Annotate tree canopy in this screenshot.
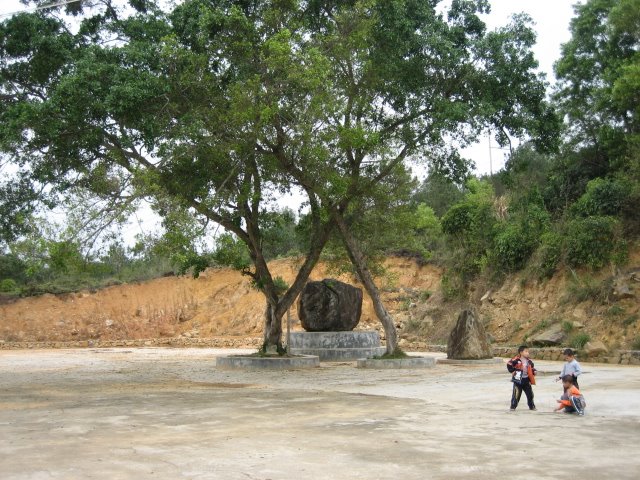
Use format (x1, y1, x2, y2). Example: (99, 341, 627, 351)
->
(0, 0, 557, 351)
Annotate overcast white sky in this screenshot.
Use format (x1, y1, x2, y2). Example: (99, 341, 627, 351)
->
(0, 0, 579, 242)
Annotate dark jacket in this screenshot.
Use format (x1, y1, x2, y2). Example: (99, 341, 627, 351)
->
(507, 355, 537, 385)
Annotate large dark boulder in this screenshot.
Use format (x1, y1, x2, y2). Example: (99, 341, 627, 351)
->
(447, 309, 493, 360)
(298, 279, 362, 332)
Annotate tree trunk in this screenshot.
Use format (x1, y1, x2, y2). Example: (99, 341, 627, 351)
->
(262, 302, 284, 352)
(331, 210, 398, 354)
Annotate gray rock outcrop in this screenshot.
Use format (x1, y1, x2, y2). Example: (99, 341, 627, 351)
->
(584, 340, 608, 356)
(531, 323, 566, 347)
(447, 309, 493, 360)
(298, 279, 362, 332)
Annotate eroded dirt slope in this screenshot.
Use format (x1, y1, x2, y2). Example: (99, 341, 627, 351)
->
(1, 255, 639, 350)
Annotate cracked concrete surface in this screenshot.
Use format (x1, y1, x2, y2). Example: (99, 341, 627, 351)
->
(1, 348, 639, 479)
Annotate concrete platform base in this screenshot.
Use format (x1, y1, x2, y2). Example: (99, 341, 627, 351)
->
(215, 354, 319, 370)
(289, 331, 385, 361)
(437, 357, 504, 365)
(356, 356, 437, 369)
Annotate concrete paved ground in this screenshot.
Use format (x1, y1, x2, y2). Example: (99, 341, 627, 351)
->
(1, 348, 639, 480)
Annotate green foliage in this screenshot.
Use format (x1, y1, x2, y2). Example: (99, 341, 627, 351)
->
(0, 253, 28, 284)
(623, 314, 639, 327)
(606, 305, 626, 317)
(418, 290, 432, 302)
(530, 320, 549, 335)
(570, 333, 591, 350)
(374, 348, 409, 360)
(531, 231, 564, 279)
(570, 177, 632, 218)
(492, 223, 536, 272)
(212, 233, 251, 271)
(259, 209, 303, 260)
(565, 216, 626, 269)
(412, 172, 465, 217)
(561, 321, 575, 334)
(631, 336, 640, 351)
(565, 273, 610, 304)
(0, 278, 17, 293)
(251, 276, 289, 297)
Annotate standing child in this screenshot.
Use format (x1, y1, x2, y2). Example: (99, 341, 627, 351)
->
(554, 375, 586, 415)
(507, 345, 537, 411)
(558, 348, 582, 388)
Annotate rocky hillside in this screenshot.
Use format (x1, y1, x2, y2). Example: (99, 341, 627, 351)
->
(1, 253, 639, 352)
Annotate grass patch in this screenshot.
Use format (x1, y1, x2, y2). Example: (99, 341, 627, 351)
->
(530, 319, 550, 334)
(623, 314, 639, 327)
(561, 321, 575, 334)
(373, 348, 409, 359)
(403, 317, 430, 336)
(564, 272, 610, 304)
(570, 333, 591, 350)
(606, 305, 625, 317)
(418, 290, 432, 301)
(631, 337, 640, 351)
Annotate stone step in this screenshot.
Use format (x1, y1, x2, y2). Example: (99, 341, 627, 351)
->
(289, 346, 386, 361)
(289, 331, 382, 349)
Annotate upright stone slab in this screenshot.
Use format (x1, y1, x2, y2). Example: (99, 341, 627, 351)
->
(289, 331, 385, 361)
(447, 309, 493, 360)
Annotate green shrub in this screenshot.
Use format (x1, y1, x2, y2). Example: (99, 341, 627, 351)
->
(532, 231, 564, 279)
(492, 223, 536, 272)
(441, 271, 465, 301)
(561, 321, 575, 333)
(374, 348, 409, 359)
(212, 233, 251, 270)
(564, 274, 610, 304)
(530, 319, 549, 334)
(632, 337, 640, 351)
(606, 305, 625, 317)
(418, 290, 432, 301)
(623, 314, 639, 327)
(570, 333, 591, 350)
(570, 177, 632, 217)
(565, 216, 625, 269)
(0, 278, 18, 293)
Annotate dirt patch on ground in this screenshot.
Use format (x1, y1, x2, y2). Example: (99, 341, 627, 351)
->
(1, 348, 639, 479)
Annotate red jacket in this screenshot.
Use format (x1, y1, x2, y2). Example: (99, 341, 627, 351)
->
(507, 355, 537, 385)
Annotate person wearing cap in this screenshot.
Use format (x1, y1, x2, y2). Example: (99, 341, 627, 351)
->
(558, 348, 582, 388)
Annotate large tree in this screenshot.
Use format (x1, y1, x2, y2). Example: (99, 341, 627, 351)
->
(0, 0, 334, 350)
(554, 0, 639, 163)
(250, 0, 557, 351)
(1, 0, 556, 353)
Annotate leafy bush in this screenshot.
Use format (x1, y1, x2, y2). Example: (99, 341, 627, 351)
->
(570, 177, 632, 217)
(212, 233, 251, 270)
(0, 278, 17, 293)
(532, 231, 564, 279)
(565, 216, 625, 269)
(570, 333, 591, 350)
(564, 273, 610, 304)
(492, 223, 536, 272)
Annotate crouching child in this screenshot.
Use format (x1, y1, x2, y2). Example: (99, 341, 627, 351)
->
(554, 375, 586, 415)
